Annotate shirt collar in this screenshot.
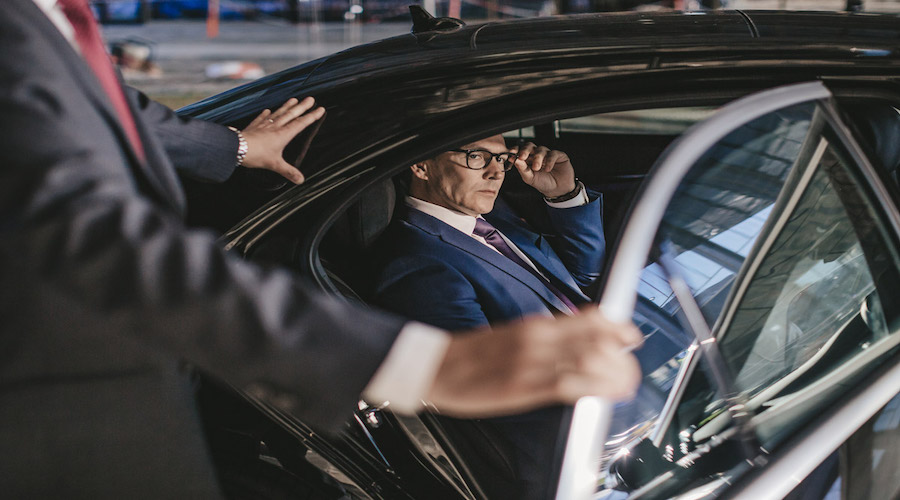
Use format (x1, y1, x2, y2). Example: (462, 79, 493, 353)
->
(31, 0, 77, 48)
(405, 196, 480, 236)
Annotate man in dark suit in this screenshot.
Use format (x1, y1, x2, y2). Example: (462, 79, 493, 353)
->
(373, 135, 605, 329)
(0, 1, 641, 495)
(371, 135, 606, 499)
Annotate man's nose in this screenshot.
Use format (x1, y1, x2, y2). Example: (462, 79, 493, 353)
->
(484, 156, 506, 179)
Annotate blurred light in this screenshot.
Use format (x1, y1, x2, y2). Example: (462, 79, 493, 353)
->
(350, 4, 364, 14)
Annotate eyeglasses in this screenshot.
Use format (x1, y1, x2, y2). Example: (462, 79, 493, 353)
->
(448, 149, 518, 171)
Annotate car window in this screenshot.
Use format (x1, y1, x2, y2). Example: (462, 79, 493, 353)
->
(559, 108, 718, 136)
(502, 107, 717, 140)
(603, 102, 815, 451)
(613, 99, 900, 498)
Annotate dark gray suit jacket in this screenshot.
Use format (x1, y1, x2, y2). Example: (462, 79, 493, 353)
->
(0, 1, 405, 496)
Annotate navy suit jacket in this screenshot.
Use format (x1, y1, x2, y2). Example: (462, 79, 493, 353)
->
(371, 196, 604, 499)
(373, 196, 605, 331)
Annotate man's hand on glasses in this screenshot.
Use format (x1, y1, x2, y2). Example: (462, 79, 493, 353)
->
(510, 142, 577, 199)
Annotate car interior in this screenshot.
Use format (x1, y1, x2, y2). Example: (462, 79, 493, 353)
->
(314, 106, 718, 306)
(290, 106, 715, 497)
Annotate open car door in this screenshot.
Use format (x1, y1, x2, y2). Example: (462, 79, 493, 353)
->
(555, 81, 900, 500)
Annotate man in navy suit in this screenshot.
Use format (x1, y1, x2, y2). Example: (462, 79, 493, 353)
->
(372, 135, 606, 499)
(373, 134, 604, 330)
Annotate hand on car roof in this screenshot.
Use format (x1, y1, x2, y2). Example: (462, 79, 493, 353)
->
(241, 96, 325, 184)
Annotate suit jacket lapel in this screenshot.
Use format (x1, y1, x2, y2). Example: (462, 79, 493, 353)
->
(24, 0, 186, 215)
(488, 215, 590, 303)
(403, 208, 573, 314)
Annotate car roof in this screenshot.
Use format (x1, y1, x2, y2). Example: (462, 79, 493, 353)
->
(179, 10, 900, 245)
(182, 9, 900, 121)
(181, 10, 899, 147)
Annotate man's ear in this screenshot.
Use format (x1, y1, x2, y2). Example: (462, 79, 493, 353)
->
(410, 161, 429, 181)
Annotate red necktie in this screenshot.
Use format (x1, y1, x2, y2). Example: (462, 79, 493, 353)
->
(473, 218, 579, 313)
(57, 0, 146, 161)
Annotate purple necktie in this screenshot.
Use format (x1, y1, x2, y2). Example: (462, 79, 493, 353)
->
(473, 218, 578, 313)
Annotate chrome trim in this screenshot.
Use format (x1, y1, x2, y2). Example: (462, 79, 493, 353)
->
(392, 415, 479, 500)
(650, 343, 699, 447)
(351, 413, 392, 469)
(555, 82, 832, 500)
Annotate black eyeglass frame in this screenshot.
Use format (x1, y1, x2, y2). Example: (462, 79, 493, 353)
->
(448, 149, 518, 171)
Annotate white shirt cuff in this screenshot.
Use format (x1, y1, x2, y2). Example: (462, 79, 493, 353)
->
(545, 184, 590, 209)
(362, 322, 451, 414)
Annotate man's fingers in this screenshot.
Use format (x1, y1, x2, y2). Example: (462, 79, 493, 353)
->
(267, 159, 305, 184)
(516, 142, 535, 161)
(248, 108, 272, 127)
(513, 156, 535, 182)
(530, 146, 550, 171)
(271, 97, 316, 126)
(283, 106, 325, 136)
(555, 355, 641, 402)
(543, 150, 564, 173)
(267, 97, 299, 120)
(578, 309, 643, 348)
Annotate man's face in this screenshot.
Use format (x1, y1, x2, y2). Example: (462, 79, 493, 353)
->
(415, 135, 508, 217)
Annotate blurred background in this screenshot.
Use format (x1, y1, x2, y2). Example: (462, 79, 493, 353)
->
(93, 0, 900, 108)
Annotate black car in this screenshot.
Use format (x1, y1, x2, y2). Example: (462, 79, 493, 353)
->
(175, 9, 900, 499)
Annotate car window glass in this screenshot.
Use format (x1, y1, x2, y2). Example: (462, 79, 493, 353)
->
(559, 107, 717, 135)
(595, 95, 900, 499)
(632, 102, 900, 497)
(604, 103, 816, 451)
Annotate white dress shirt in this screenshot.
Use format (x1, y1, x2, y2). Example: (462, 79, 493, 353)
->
(404, 195, 549, 277)
(32, 0, 77, 47)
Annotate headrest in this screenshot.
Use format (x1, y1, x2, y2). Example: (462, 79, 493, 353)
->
(843, 102, 900, 181)
(331, 177, 397, 250)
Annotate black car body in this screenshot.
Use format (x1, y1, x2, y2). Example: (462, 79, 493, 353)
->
(176, 10, 900, 499)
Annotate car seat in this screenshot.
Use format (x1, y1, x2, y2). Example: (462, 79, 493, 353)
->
(321, 176, 397, 302)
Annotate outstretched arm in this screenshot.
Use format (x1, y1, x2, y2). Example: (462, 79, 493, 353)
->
(427, 309, 642, 417)
(130, 89, 324, 184)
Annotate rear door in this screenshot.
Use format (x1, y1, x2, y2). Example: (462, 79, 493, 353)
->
(555, 81, 900, 500)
